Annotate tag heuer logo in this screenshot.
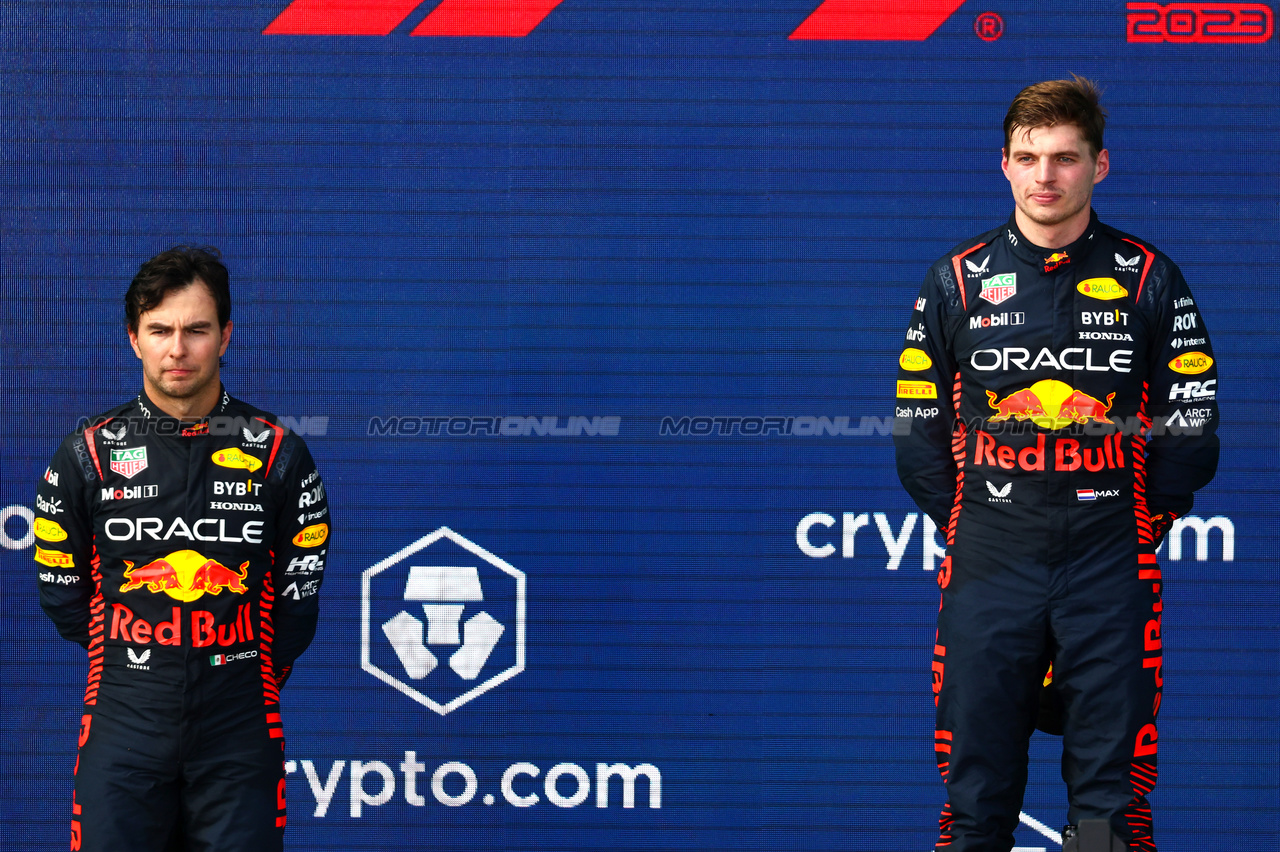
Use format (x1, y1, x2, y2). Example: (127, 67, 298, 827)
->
(109, 447, 148, 479)
(979, 273, 1017, 305)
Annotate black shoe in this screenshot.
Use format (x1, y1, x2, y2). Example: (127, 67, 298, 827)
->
(1062, 820, 1126, 851)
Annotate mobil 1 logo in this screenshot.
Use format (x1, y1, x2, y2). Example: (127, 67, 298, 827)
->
(362, 527, 525, 715)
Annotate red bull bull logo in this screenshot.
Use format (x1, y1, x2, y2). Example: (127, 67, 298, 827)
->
(120, 550, 249, 602)
(1043, 251, 1071, 272)
(986, 379, 1115, 430)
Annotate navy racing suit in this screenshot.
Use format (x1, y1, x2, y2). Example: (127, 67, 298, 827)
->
(893, 211, 1218, 851)
(35, 387, 330, 852)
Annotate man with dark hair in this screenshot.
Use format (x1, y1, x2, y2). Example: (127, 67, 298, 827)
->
(35, 246, 330, 851)
(894, 77, 1218, 851)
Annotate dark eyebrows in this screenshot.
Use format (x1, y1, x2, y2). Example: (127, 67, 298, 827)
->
(144, 319, 214, 333)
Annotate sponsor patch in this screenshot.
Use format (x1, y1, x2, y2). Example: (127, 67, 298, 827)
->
(896, 381, 937, 399)
(110, 447, 149, 479)
(101, 484, 159, 502)
(242, 427, 271, 443)
(969, 311, 1025, 330)
(35, 546, 75, 568)
(34, 518, 68, 542)
(1043, 251, 1071, 272)
(1077, 278, 1128, 301)
(986, 379, 1115, 430)
(210, 649, 259, 666)
(899, 348, 932, 371)
(1169, 380, 1216, 401)
(292, 523, 329, 548)
(979, 273, 1017, 305)
(120, 549, 249, 602)
(211, 448, 262, 473)
(1169, 352, 1212, 375)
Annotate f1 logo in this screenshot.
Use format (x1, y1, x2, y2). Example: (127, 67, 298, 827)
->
(790, 0, 968, 40)
(266, 1, 971, 39)
(264, 0, 566, 36)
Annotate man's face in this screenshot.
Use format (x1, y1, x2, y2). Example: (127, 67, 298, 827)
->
(128, 281, 231, 408)
(1002, 123, 1108, 235)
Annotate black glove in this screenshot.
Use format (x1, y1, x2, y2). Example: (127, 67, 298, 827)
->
(1150, 511, 1179, 550)
(1034, 663, 1064, 736)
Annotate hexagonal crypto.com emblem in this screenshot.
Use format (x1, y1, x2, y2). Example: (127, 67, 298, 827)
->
(362, 527, 525, 714)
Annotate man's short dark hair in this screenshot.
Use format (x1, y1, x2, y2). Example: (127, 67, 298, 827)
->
(1003, 75, 1106, 158)
(125, 246, 231, 332)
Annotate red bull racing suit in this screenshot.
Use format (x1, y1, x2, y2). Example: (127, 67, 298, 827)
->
(35, 387, 329, 852)
(894, 212, 1218, 851)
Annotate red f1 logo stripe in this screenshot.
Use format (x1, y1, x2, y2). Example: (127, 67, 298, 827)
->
(791, 0, 967, 40)
(264, 0, 425, 35)
(264, 0, 565, 36)
(413, 0, 565, 36)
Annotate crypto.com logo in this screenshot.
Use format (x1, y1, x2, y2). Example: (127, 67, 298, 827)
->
(362, 527, 526, 715)
(264, 0, 968, 39)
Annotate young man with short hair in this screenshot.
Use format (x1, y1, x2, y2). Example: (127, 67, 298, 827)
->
(35, 246, 330, 851)
(894, 77, 1219, 851)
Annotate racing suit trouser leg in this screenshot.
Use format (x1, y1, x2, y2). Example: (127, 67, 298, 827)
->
(934, 553, 1048, 851)
(71, 697, 286, 852)
(177, 702, 287, 852)
(1052, 548, 1161, 852)
(73, 707, 181, 852)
